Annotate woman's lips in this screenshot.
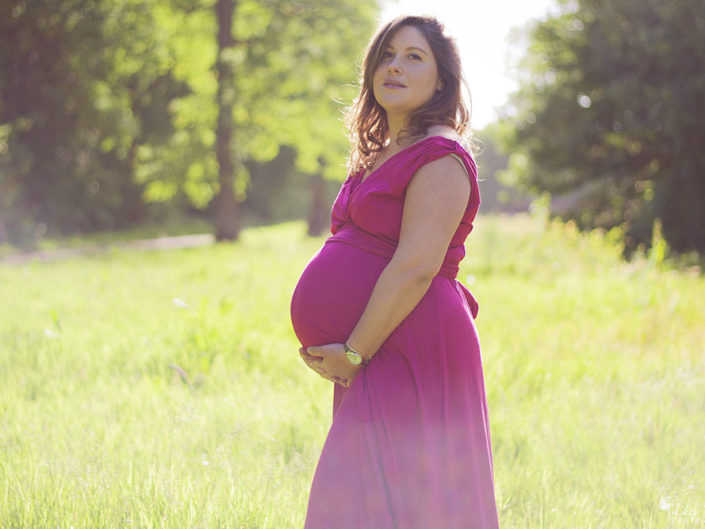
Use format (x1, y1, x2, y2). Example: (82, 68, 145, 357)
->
(384, 82, 405, 89)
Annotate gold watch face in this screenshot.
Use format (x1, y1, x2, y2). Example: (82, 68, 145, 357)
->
(346, 351, 362, 365)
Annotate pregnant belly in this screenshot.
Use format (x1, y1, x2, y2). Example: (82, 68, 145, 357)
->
(290, 239, 389, 347)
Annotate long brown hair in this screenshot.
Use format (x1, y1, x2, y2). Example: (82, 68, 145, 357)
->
(346, 15, 472, 173)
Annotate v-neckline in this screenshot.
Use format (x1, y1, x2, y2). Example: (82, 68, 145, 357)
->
(356, 135, 452, 187)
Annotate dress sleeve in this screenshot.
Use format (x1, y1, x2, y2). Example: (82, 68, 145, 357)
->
(391, 137, 481, 221)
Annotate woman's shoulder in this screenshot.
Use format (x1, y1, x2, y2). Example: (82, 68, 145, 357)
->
(414, 126, 476, 181)
(420, 125, 474, 156)
(416, 125, 473, 161)
(423, 125, 465, 144)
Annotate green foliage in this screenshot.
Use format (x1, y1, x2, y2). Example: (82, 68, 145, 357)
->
(242, 145, 341, 225)
(0, 0, 192, 245)
(132, 0, 379, 224)
(1, 216, 703, 527)
(0, 0, 379, 244)
(502, 0, 705, 254)
(475, 122, 533, 213)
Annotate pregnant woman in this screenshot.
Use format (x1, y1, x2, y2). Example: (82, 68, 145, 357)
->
(290, 15, 500, 529)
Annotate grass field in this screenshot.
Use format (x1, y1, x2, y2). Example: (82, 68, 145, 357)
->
(1, 215, 703, 528)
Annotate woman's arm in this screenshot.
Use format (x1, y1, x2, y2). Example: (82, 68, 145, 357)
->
(304, 154, 471, 385)
(346, 154, 471, 358)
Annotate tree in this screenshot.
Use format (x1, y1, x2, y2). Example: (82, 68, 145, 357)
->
(502, 0, 705, 253)
(0, 0, 379, 244)
(212, 0, 240, 240)
(212, 0, 379, 239)
(147, 0, 379, 240)
(0, 0, 187, 244)
(132, 0, 381, 240)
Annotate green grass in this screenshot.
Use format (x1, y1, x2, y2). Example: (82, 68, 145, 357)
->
(1, 216, 703, 528)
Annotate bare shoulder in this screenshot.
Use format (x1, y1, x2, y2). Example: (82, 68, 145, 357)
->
(424, 124, 464, 144)
(409, 152, 471, 201)
(411, 125, 472, 192)
(414, 154, 470, 185)
(421, 125, 473, 181)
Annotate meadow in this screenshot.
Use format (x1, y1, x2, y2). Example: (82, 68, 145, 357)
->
(1, 215, 703, 528)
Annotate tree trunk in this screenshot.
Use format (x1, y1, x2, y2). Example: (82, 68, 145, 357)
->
(213, 0, 241, 241)
(307, 170, 327, 237)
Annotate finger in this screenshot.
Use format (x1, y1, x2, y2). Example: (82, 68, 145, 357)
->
(301, 351, 321, 362)
(306, 346, 325, 358)
(300, 349, 322, 364)
(310, 365, 330, 381)
(306, 360, 326, 375)
(301, 354, 324, 373)
(299, 352, 314, 366)
(312, 363, 328, 376)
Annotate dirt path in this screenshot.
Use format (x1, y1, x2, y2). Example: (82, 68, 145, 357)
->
(1, 234, 215, 265)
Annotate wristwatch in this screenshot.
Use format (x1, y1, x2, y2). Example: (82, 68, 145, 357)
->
(344, 342, 369, 366)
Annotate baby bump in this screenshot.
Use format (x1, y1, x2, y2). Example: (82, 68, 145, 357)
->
(290, 240, 389, 347)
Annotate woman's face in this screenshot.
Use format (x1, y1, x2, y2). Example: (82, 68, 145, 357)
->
(372, 25, 441, 123)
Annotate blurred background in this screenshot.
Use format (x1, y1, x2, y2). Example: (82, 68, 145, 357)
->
(1, 0, 703, 258)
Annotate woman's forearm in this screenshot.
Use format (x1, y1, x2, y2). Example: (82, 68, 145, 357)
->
(346, 262, 434, 360)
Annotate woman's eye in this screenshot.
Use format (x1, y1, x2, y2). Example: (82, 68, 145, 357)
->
(408, 53, 422, 61)
(382, 51, 394, 59)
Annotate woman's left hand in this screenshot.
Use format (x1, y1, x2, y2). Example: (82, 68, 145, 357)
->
(300, 343, 362, 388)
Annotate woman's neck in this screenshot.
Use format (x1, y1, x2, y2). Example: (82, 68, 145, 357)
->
(386, 114, 409, 151)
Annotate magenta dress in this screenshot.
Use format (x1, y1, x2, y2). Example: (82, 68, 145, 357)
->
(290, 136, 499, 529)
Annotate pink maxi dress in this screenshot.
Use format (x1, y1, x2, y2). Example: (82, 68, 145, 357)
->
(290, 136, 499, 529)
